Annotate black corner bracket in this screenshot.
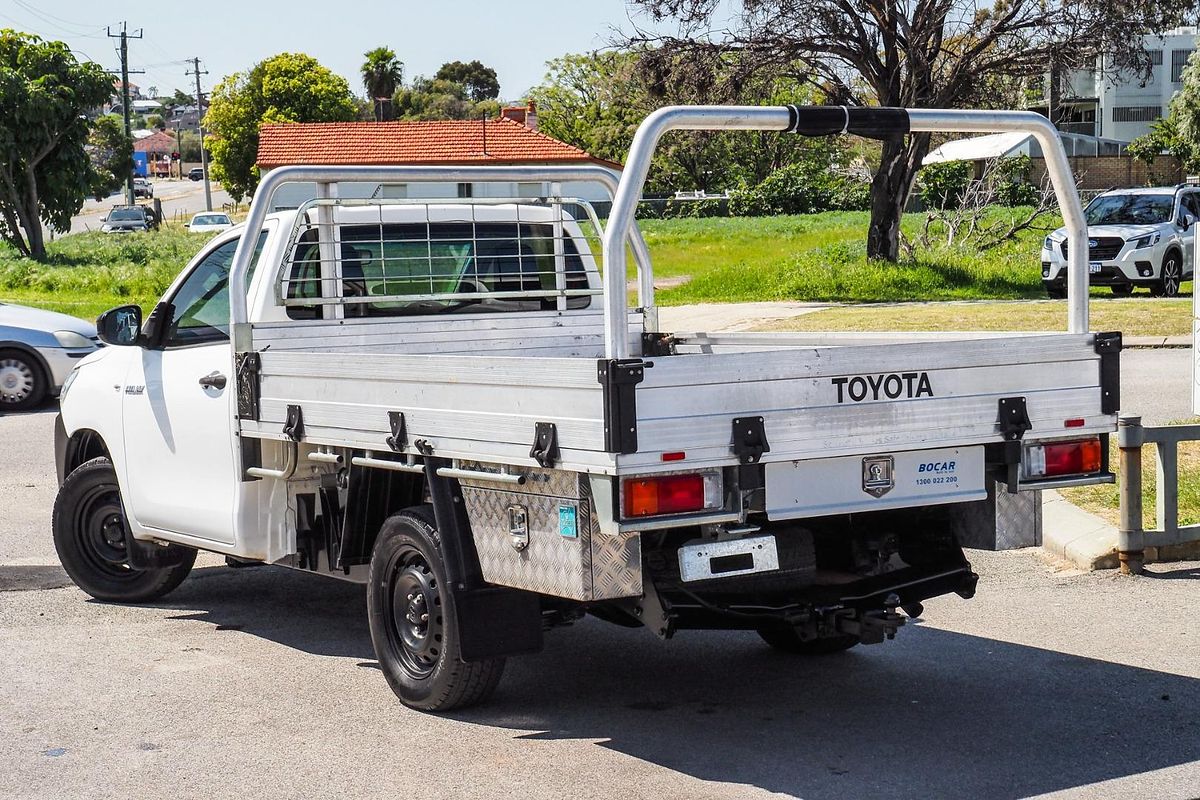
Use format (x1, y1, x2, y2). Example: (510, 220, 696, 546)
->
(1093, 331, 1122, 415)
(598, 359, 646, 454)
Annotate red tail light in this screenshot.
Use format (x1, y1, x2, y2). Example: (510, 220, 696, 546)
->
(622, 471, 721, 518)
(1023, 437, 1102, 479)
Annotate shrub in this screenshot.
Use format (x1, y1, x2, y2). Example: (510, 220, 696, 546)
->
(917, 161, 972, 209)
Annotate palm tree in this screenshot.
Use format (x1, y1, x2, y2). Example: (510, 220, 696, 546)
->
(361, 47, 404, 121)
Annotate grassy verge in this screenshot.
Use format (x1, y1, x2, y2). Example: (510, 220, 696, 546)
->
(0, 226, 213, 319)
(1061, 425, 1200, 529)
(756, 297, 1192, 338)
(641, 209, 1056, 306)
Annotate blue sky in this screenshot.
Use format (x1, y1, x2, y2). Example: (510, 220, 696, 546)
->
(0, 0, 665, 101)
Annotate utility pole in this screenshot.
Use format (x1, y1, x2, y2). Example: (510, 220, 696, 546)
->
(107, 22, 144, 206)
(187, 57, 213, 212)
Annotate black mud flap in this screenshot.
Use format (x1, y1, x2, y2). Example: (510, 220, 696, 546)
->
(124, 536, 193, 570)
(454, 586, 544, 661)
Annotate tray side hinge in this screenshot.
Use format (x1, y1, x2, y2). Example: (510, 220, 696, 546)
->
(997, 396, 1031, 441)
(529, 421, 560, 468)
(385, 411, 407, 452)
(1093, 331, 1122, 415)
(283, 404, 305, 442)
(731, 416, 770, 463)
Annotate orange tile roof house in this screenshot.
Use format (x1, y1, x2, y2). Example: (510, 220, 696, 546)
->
(257, 117, 621, 170)
(255, 104, 622, 208)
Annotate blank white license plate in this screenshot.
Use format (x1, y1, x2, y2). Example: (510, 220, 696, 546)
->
(1089, 261, 1102, 274)
(765, 446, 987, 520)
(678, 535, 780, 582)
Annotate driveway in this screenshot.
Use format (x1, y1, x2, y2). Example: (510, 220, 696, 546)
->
(1, 401, 1198, 799)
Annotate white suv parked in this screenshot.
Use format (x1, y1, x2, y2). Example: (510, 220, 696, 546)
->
(1041, 186, 1198, 297)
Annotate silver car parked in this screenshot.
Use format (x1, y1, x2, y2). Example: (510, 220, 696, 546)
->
(0, 303, 100, 411)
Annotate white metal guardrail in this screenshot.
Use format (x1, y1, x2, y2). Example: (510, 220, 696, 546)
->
(1116, 415, 1200, 574)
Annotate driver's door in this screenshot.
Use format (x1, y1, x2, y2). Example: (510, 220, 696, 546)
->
(121, 233, 264, 544)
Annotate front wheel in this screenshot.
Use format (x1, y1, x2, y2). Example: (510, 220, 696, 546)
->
(367, 506, 504, 711)
(757, 625, 860, 655)
(1045, 286, 1067, 300)
(1151, 252, 1183, 297)
(1110, 284, 1134, 296)
(52, 457, 196, 602)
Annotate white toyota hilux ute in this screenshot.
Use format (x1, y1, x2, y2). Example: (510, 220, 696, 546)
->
(1041, 185, 1200, 298)
(54, 105, 1122, 712)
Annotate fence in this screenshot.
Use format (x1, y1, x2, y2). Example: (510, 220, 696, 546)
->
(1116, 415, 1200, 574)
(1028, 156, 1184, 191)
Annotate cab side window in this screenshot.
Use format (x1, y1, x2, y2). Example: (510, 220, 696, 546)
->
(163, 232, 266, 347)
(1183, 193, 1200, 221)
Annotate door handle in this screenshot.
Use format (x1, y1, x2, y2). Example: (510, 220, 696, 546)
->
(198, 372, 227, 390)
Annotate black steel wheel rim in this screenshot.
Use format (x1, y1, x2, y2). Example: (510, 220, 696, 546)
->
(73, 482, 137, 580)
(385, 545, 444, 679)
(1164, 258, 1181, 296)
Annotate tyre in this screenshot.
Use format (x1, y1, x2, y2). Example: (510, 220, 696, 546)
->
(1151, 251, 1183, 297)
(53, 457, 196, 602)
(1110, 284, 1134, 296)
(1045, 286, 1066, 300)
(756, 625, 860, 655)
(367, 506, 504, 711)
(0, 348, 47, 411)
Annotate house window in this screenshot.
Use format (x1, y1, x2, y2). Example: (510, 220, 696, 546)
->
(1149, 50, 1164, 66)
(517, 182, 544, 198)
(376, 184, 408, 199)
(1172, 49, 1193, 82)
(456, 183, 473, 198)
(1112, 106, 1161, 123)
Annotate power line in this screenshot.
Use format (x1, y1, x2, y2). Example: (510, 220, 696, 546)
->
(12, 0, 106, 38)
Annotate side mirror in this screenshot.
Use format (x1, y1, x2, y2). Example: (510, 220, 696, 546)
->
(96, 305, 143, 346)
(1184, 212, 1197, 231)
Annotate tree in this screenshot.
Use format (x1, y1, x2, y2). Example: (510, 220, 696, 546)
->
(393, 76, 501, 121)
(0, 30, 115, 259)
(629, 0, 1194, 261)
(361, 46, 404, 121)
(86, 115, 133, 201)
(434, 60, 500, 103)
(205, 52, 358, 200)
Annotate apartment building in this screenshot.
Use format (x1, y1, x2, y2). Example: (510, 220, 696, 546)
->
(1032, 28, 1198, 142)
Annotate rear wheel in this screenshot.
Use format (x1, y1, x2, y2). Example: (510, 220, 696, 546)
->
(757, 625, 860, 655)
(367, 506, 504, 711)
(0, 348, 47, 411)
(1151, 251, 1182, 297)
(52, 457, 196, 602)
(1045, 286, 1066, 300)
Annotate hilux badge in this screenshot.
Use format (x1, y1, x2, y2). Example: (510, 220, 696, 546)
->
(862, 455, 895, 497)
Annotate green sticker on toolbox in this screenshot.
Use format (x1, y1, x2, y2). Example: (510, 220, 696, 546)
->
(558, 504, 578, 538)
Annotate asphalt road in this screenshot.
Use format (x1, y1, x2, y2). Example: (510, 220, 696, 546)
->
(64, 178, 234, 234)
(2, 353, 1198, 800)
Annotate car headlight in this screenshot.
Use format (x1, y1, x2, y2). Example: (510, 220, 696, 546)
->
(1043, 236, 1059, 251)
(1130, 232, 1160, 250)
(59, 367, 79, 401)
(101, 224, 112, 232)
(53, 330, 94, 349)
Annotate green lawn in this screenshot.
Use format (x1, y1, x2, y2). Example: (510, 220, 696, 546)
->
(2, 208, 1062, 321)
(639, 210, 1055, 305)
(0, 227, 214, 319)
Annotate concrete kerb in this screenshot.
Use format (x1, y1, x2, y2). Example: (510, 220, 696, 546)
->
(1041, 491, 1121, 571)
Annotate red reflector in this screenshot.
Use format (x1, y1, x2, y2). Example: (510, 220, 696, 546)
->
(1064, 418, 1086, 428)
(624, 474, 705, 518)
(661, 451, 686, 462)
(1042, 438, 1102, 477)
